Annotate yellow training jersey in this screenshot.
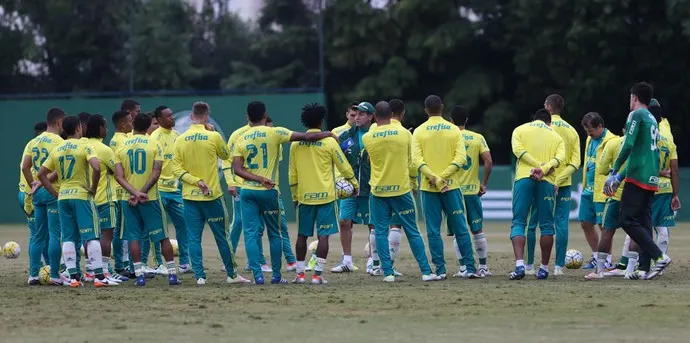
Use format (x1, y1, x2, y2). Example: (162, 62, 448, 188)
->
(173, 124, 229, 201)
(150, 127, 181, 192)
(24, 132, 64, 189)
(659, 118, 673, 145)
(19, 141, 34, 193)
(332, 122, 352, 137)
(88, 138, 117, 205)
(115, 134, 163, 201)
(109, 132, 130, 201)
(656, 134, 677, 195)
(43, 138, 98, 200)
(221, 124, 252, 188)
(596, 136, 626, 201)
(457, 129, 489, 195)
(411, 116, 466, 193)
(511, 120, 565, 185)
(369, 118, 402, 132)
(289, 129, 357, 205)
(363, 123, 415, 197)
(233, 126, 293, 191)
(550, 115, 581, 187)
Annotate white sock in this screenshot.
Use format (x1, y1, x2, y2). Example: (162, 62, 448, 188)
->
(62, 242, 78, 275)
(369, 231, 379, 262)
(621, 236, 631, 259)
(296, 261, 305, 274)
(525, 264, 534, 270)
(122, 240, 130, 263)
(86, 240, 104, 277)
(343, 255, 352, 265)
(474, 233, 488, 268)
(516, 259, 525, 268)
(592, 251, 598, 261)
(606, 254, 612, 265)
(388, 228, 401, 262)
(655, 227, 669, 254)
(539, 264, 549, 273)
(625, 251, 639, 274)
(134, 262, 143, 277)
(102, 256, 111, 274)
(453, 238, 462, 260)
(596, 252, 607, 274)
(166, 260, 177, 275)
(315, 258, 326, 274)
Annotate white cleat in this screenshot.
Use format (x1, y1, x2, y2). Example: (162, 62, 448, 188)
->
(227, 275, 251, 284)
(393, 269, 403, 276)
(197, 278, 207, 285)
(525, 267, 536, 276)
(624, 270, 645, 280)
(370, 267, 383, 276)
(179, 265, 192, 274)
(293, 275, 306, 284)
(331, 263, 355, 273)
(603, 268, 625, 277)
(645, 254, 671, 280)
(286, 263, 297, 272)
(260, 264, 272, 273)
(584, 272, 604, 280)
(106, 276, 122, 284)
(154, 265, 169, 275)
(438, 273, 447, 280)
(478, 268, 493, 277)
(311, 276, 328, 284)
(383, 275, 395, 283)
(94, 278, 119, 287)
(422, 273, 442, 281)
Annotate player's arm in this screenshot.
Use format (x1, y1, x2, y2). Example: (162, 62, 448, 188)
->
(439, 132, 467, 179)
(612, 112, 641, 172)
(410, 132, 438, 180)
(541, 136, 564, 174)
(233, 155, 274, 189)
(21, 153, 35, 186)
(114, 163, 146, 201)
(511, 128, 541, 168)
(596, 141, 615, 176)
(288, 143, 299, 202)
(479, 135, 493, 193)
(87, 156, 101, 196)
(141, 161, 162, 194)
(37, 156, 58, 198)
(290, 130, 337, 142)
(557, 130, 581, 183)
(331, 142, 358, 190)
(171, 141, 202, 186)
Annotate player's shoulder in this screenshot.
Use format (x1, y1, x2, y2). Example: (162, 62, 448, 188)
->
(271, 126, 292, 136)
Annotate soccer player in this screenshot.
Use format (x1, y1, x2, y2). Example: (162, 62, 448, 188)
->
(232, 101, 336, 284)
(412, 96, 475, 279)
(22, 108, 65, 285)
(289, 103, 358, 284)
(150, 106, 191, 274)
(109, 110, 134, 278)
(364, 101, 438, 282)
(331, 102, 374, 273)
(449, 105, 494, 277)
(509, 109, 565, 280)
(121, 99, 141, 115)
(579, 112, 617, 269)
(37, 116, 117, 287)
(172, 102, 248, 285)
(83, 115, 128, 282)
(78, 112, 91, 133)
(147, 112, 160, 135)
(114, 113, 181, 286)
(332, 102, 359, 136)
(604, 82, 671, 280)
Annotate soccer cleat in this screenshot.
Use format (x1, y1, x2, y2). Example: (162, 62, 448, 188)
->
(95, 278, 119, 287)
(168, 274, 182, 285)
(331, 263, 355, 273)
(370, 267, 383, 276)
(509, 266, 526, 280)
(154, 265, 169, 275)
(536, 268, 549, 280)
(422, 273, 442, 281)
(227, 275, 251, 284)
(105, 275, 123, 284)
(178, 265, 192, 274)
(143, 266, 156, 278)
(584, 272, 604, 280)
(286, 262, 297, 272)
(366, 257, 374, 274)
(438, 273, 448, 280)
(135, 275, 146, 286)
(383, 275, 395, 283)
(603, 268, 625, 277)
(116, 269, 135, 279)
(311, 275, 328, 284)
(293, 274, 306, 284)
(254, 277, 265, 285)
(553, 266, 564, 276)
(582, 258, 597, 270)
(196, 278, 207, 285)
(28, 278, 40, 286)
(261, 264, 272, 273)
(271, 277, 288, 284)
(624, 270, 645, 280)
(603, 260, 614, 270)
(82, 272, 95, 283)
(478, 268, 493, 277)
(466, 272, 482, 279)
(645, 254, 671, 280)
(393, 269, 403, 277)
(110, 273, 129, 282)
(525, 266, 536, 275)
(70, 279, 84, 288)
(306, 256, 317, 271)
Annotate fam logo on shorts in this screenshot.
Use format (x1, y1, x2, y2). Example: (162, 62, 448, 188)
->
(173, 110, 227, 178)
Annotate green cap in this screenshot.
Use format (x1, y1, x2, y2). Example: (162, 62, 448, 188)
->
(650, 98, 661, 107)
(356, 102, 375, 114)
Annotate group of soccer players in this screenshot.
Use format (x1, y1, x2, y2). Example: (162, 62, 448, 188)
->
(509, 82, 678, 280)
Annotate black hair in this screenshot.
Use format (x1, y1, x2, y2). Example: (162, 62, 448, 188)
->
(46, 107, 66, 125)
(132, 113, 152, 132)
(301, 103, 326, 129)
(266, 116, 273, 123)
(374, 101, 392, 119)
(545, 94, 564, 113)
(247, 101, 266, 123)
(649, 102, 663, 122)
(581, 112, 604, 128)
(153, 105, 169, 118)
(534, 109, 551, 124)
(85, 114, 106, 139)
(62, 116, 80, 136)
(450, 105, 468, 125)
(120, 99, 140, 113)
(424, 95, 443, 114)
(389, 99, 404, 115)
(34, 122, 47, 133)
(77, 112, 91, 125)
(112, 110, 129, 125)
(630, 82, 653, 106)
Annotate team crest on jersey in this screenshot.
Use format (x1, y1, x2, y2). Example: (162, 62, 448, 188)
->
(341, 137, 355, 152)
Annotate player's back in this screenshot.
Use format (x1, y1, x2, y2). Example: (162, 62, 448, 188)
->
(109, 132, 130, 200)
(656, 133, 676, 195)
(175, 124, 228, 200)
(290, 134, 341, 204)
(413, 117, 463, 189)
(48, 138, 96, 200)
(88, 138, 116, 205)
(28, 132, 64, 184)
(150, 127, 180, 191)
(363, 123, 411, 197)
(659, 118, 673, 145)
(550, 115, 580, 185)
(512, 121, 564, 184)
(234, 126, 292, 191)
(457, 129, 488, 195)
(117, 134, 162, 200)
(624, 108, 660, 189)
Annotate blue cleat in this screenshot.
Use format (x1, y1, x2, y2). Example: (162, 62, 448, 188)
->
(254, 277, 265, 285)
(537, 268, 549, 280)
(582, 258, 597, 270)
(169, 274, 181, 285)
(271, 277, 288, 284)
(509, 266, 525, 280)
(135, 275, 146, 286)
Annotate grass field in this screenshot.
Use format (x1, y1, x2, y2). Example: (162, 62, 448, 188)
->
(1, 222, 690, 343)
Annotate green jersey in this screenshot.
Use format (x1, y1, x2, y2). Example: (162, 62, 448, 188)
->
(612, 108, 660, 191)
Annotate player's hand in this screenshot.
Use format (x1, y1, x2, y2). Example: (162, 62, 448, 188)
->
(29, 181, 42, 195)
(128, 194, 139, 206)
(671, 195, 681, 211)
(205, 123, 215, 131)
(603, 171, 621, 196)
(227, 186, 238, 197)
(544, 167, 555, 176)
(659, 169, 671, 178)
(89, 186, 98, 196)
(479, 184, 487, 197)
(530, 168, 544, 181)
(198, 180, 210, 195)
(352, 187, 359, 198)
(259, 178, 276, 190)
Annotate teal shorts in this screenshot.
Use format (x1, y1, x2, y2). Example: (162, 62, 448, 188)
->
(97, 202, 117, 230)
(297, 201, 339, 237)
(122, 199, 167, 242)
(602, 199, 621, 231)
(58, 199, 100, 243)
(579, 194, 604, 224)
(338, 196, 370, 224)
(510, 178, 556, 238)
(463, 194, 483, 233)
(652, 193, 676, 227)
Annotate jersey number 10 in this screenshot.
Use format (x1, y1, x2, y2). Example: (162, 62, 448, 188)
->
(127, 149, 147, 175)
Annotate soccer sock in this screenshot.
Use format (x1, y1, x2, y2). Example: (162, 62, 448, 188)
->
(625, 252, 639, 274)
(596, 252, 607, 274)
(655, 227, 669, 254)
(369, 231, 379, 265)
(315, 258, 326, 276)
(606, 254, 612, 265)
(122, 240, 130, 263)
(539, 264, 549, 273)
(62, 242, 78, 277)
(296, 261, 305, 274)
(453, 239, 463, 264)
(516, 259, 524, 268)
(474, 233, 488, 268)
(620, 235, 631, 266)
(87, 240, 104, 279)
(166, 260, 176, 275)
(592, 251, 598, 262)
(388, 228, 401, 262)
(343, 255, 352, 265)
(134, 262, 143, 277)
(102, 256, 111, 275)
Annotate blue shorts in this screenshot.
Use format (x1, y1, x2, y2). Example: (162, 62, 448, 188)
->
(652, 194, 675, 227)
(122, 199, 167, 242)
(297, 201, 339, 237)
(602, 199, 621, 231)
(58, 199, 100, 243)
(338, 196, 370, 224)
(463, 194, 483, 233)
(97, 202, 117, 230)
(510, 178, 556, 238)
(579, 194, 604, 224)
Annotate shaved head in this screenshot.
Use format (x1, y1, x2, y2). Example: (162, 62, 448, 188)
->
(375, 101, 392, 119)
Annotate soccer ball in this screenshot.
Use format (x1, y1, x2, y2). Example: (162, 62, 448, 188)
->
(39, 266, 51, 285)
(170, 239, 179, 257)
(308, 240, 318, 255)
(335, 178, 355, 199)
(364, 242, 371, 258)
(565, 249, 584, 269)
(3, 241, 21, 259)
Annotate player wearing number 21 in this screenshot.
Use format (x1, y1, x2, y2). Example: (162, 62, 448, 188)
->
(114, 113, 180, 286)
(232, 101, 338, 285)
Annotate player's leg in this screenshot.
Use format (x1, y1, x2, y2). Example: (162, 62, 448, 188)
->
(369, 195, 395, 279)
(464, 194, 489, 276)
(161, 191, 191, 272)
(229, 188, 244, 253)
(553, 186, 571, 275)
(111, 201, 127, 276)
(535, 181, 556, 279)
(97, 202, 123, 281)
(509, 179, 535, 280)
(141, 199, 181, 285)
(278, 198, 296, 268)
(208, 198, 247, 283)
(421, 190, 446, 276)
(241, 190, 266, 283)
(312, 201, 339, 284)
(590, 199, 620, 279)
(259, 190, 285, 283)
(525, 205, 537, 273)
(594, 201, 612, 268)
(28, 200, 48, 284)
(75, 199, 116, 287)
(182, 200, 207, 282)
(392, 192, 435, 280)
(443, 190, 476, 277)
(58, 200, 81, 286)
(294, 203, 314, 283)
(652, 193, 673, 254)
(578, 194, 599, 269)
(332, 196, 357, 272)
(122, 203, 145, 284)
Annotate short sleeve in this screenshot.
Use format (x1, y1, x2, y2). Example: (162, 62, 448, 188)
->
(84, 143, 98, 161)
(478, 134, 490, 153)
(233, 138, 246, 158)
(273, 127, 293, 144)
(23, 141, 34, 157)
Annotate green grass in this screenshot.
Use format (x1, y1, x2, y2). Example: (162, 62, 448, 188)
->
(1, 222, 690, 343)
